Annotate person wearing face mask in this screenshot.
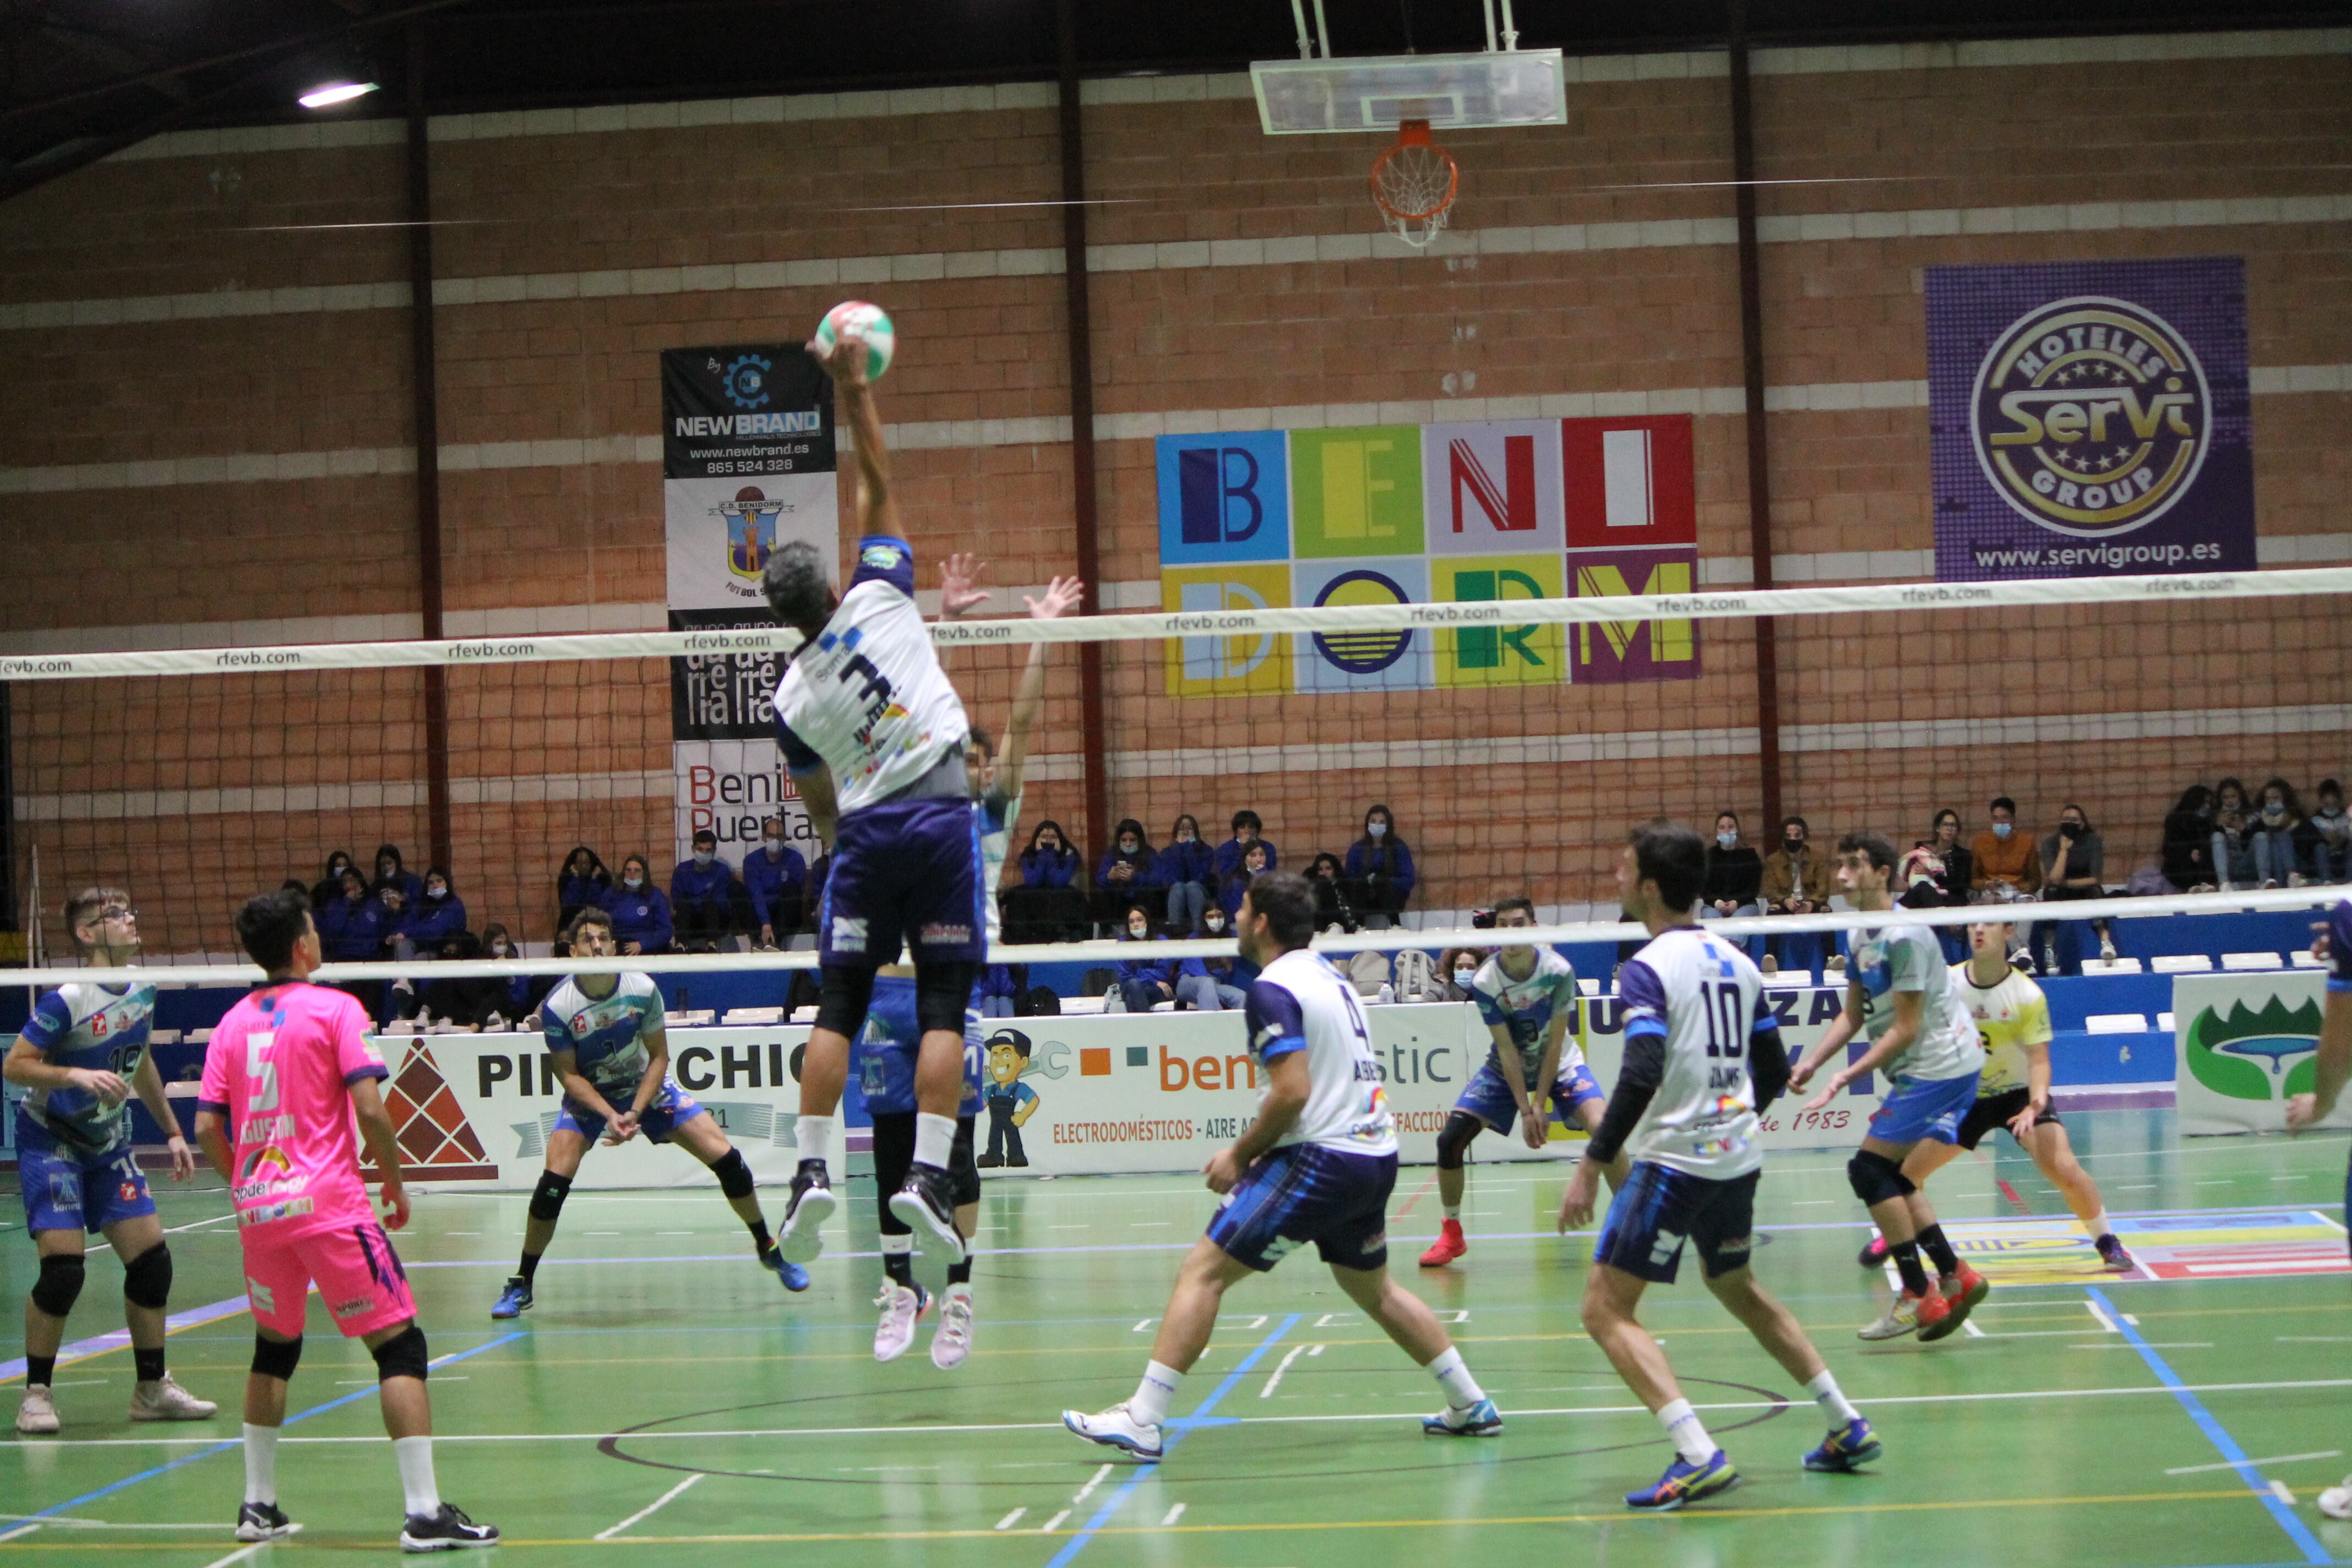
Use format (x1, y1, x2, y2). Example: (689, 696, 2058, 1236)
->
(1110, 906, 1192, 1014)
(1968, 797, 2040, 970)
(2036, 805, 2114, 974)
(742, 818, 809, 951)
(1197, 906, 1257, 994)
(1701, 813, 1765, 959)
(1003, 821, 1087, 945)
(1758, 816, 1834, 977)
(671, 829, 745, 954)
(2160, 785, 2217, 893)
(600, 853, 674, 956)
(478, 924, 547, 1025)
(2304, 780, 2350, 884)
(1214, 810, 1279, 880)
(1342, 805, 1415, 930)
(371, 843, 424, 909)
(317, 867, 387, 1019)
(1095, 818, 1161, 933)
(404, 867, 467, 953)
(1219, 841, 1271, 921)
(2207, 777, 2258, 892)
(1156, 814, 1215, 934)
(556, 846, 612, 938)
(2248, 777, 2306, 889)
(311, 850, 356, 911)
(1434, 945, 1489, 1003)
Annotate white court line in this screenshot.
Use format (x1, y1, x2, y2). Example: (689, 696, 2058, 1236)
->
(2271, 1479, 2298, 1505)
(197, 1535, 297, 1568)
(0, 1526, 37, 1544)
(2069, 1342, 2214, 1351)
(1961, 1320, 1986, 1338)
(1161, 1503, 1186, 1526)
(1260, 1344, 1310, 1398)
(2083, 1298, 2120, 1334)
(1131, 1320, 1153, 1333)
(2167, 1449, 2342, 1476)
(1071, 1464, 1112, 1505)
(993, 1508, 1026, 1531)
(1309, 1344, 1324, 1357)
(1037, 1509, 1070, 1532)
(595, 1473, 704, 1540)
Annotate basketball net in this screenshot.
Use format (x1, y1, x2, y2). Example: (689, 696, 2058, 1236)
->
(1370, 119, 1458, 249)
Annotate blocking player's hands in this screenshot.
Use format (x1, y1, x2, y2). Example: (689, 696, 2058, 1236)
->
(1203, 1146, 1247, 1195)
(1027, 574, 1084, 621)
(379, 1177, 411, 1232)
(1519, 1101, 1548, 1151)
(604, 1109, 642, 1146)
(66, 1065, 132, 1104)
(1556, 1158, 1602, 1232)
(939, 552, 991, 618)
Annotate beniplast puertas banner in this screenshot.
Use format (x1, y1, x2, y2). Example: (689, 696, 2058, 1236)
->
(1926, 255, 2255, 581)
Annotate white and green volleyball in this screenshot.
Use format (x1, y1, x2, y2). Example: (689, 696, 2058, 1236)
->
(813, 301, 895, 380)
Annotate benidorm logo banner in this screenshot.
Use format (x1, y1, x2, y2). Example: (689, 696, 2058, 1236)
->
(1926, 256, 2254, 581)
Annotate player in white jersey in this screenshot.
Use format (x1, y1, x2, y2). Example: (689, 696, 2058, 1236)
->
(763, 335, 986, 1268)
(1421, 896, 1620, 1268)
(1064, 873, 1501, 1460)
(488, 907, 803, 1318)
(1792, 834, 1989, 1343)
(1854, 921, 2131, 1276)
(1560, 824, 1876, 1510)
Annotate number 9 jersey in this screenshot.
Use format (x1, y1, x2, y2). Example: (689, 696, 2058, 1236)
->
(1614, 928, 1774, 1179)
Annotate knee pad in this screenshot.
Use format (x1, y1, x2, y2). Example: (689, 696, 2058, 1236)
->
(371, 1324, 429, 1383)
(121, 1242, 172, 1310)
(710, 1147, 756, 1201)
(529, 1169, 573, 1224)
(251, 1334, 304, 1381)
(815, 963, 880, 1041)
(1434, 1113, 1481, 1171)
(914, 962, 979, 1035)
(30, 1253, 85, 1319)
(1847, 1150, 1914, 1207)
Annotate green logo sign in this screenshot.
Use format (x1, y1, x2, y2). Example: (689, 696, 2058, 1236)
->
(2183, 995, 2324, 1101)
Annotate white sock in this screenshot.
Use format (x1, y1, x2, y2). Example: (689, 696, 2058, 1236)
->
(2088, 1208, 2113, 1239)
(1427, 1346, 1484, 1409)
(392, 1434, 439, 1519)
(1442, 1204, 1461, 1222)
(795, 1115, 834, 1179)
(1658, 1397, 1714, 1464)
(1806, 1369, 1860, 1427)
(913, 1112, 956, 1170)
(1131, 1360, 1183, 1427)
(242, 1423, 279, 1505)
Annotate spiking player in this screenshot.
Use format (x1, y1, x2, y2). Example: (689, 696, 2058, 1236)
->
(2286, 895, 2352, 1519)
(1065, 873, 1501, 1458)
(1560, 823, 1876, 1510)
(864, 562, 1081, 1367)
(195, 890, 496, 1551)
(1853, 920, 2132, 1276)
(8, 886, 215, 1434)
(1420, 895, 1621, 1268)
(1790, 834, 1988, 1343)
(764, 332, 985, 1269)
(489, 907, 804, 1317)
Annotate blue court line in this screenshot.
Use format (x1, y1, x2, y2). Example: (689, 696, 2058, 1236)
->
(2, 1293, 254, 1385)
(12, 1332, 525, 1527)
(2087, 1285, 2331, 1565)
(1043, 1313, 1300, 1568)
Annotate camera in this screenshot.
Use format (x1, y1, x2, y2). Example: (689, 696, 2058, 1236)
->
(1469, 907, 1496, 929)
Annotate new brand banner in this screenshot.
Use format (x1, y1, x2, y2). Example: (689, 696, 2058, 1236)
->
(1155, 416, 1700, 696)
(660, 345, 838, 867)
(1926, 256, 2255, 581)
(2172, 971, 2348, 1136)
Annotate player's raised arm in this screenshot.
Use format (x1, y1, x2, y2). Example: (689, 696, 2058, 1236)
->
(815, 335, 898, 538)
(998, 574, 1083, 801)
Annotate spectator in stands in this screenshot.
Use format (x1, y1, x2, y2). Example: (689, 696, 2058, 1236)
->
(2209, 777, 2258, 891)
(1904, 809, 1974, 961)
(602, 852, 673, 956)
(1434, 945, 1488, 1003)
(2251, 777, 2305, 888)
(310, 850, 355, 909)
(2037, 803, 2115, 973)
(422, 931, 502, 1031)
(2304, 780, 2350, 883)
(1020, 820, 1081, 889)
(1969, 797, 2041, 900)
(741, 818, 807, 950)
(1194, 904, 1248, 999)
(557, 845, 611, 935)
(480, 923, 545, 1025)
(1003, 821, 1086, 943)
(1214, 809, 1277, 879)
(406, 866, 468, 952)
(1758, 814, 1833, 975)
(1308, 852, 1357, 931)
(1702, 812, 1765, 958)
(1156, 813, 1214, 934)
(1219, 840, 1269, 920)
(2161, 785, 2217, 892)
(372, 843, 424, 906)
(317, 867, 384, 1018)
(976, 963, 1020, 1018)
(1342, 803, 1414, 928)
(1112, 906, 1182, 1014)
(1095, 818, 1159, 930)
(670, 829, 744, 952)
(374, 879, 416, 960)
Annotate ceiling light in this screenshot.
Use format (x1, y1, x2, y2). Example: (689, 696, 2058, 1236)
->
(298, 81, 379, 110)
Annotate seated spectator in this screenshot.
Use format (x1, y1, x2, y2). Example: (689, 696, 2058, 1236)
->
(1758, 815, 1833, 975)
(1213, 810, 1277, 880)
(1002, 821, 1087, 944)
(2160, 785, 2215, 892)
(1111, 906, 1187, 1014)
(2304, 780, 2350, 883)
(2209, 777, 2257, 890)
(1094, 818, 1159, 931)
(1901, 809, 1974, 961)
(1156, 813, 1214, 934)
(2251, 777, 2304, 888)
(1193, 904, 1252, 1001)
(976, 963, 1020, 1018)
(317, 867, 384, 1016)
(405, 866, 468, 951)
(2037, 803, 2114, 974)
(602, 853, 673, 956)
(422, 931, 503, 1031)
(1020, 821, 1081, 889)
(372, 843, 424, 907)
(557, 845, 611, 935)
(1308, 852, 1357, 930)
(374, 879, 416, 960)
(310, 850, 356, 910)
(670, 829, 748, 952)
(1434, 945, 1489, 1003)
(1703, 809, 1764, 922)
(480, 923, 548, 1025)
(1218, 840, 1270, 920)
(742, 818, 808, 949)
(1341, 804, 1414, 928)
(1969, 797, 2041, 902)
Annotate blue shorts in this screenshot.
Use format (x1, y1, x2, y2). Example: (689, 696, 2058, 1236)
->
(1455, 1059, 1604, 1136)
(853, 976, 985, 1117)
(1872, 1072, 1981, 1146)
(17, 1123, 154, 1235)
(819, 795, 985, 967)
(554, 1077, 706, 1146)
(1593, 1162, 1758, 1284)
(1206, 1144, 1397, 1273)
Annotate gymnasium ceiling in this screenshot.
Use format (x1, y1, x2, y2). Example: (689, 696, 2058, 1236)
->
(6, 0, 2350, 199)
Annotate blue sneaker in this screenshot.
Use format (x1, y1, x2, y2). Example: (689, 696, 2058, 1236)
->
(763, 1248, 811, 1293)
(1804, 1417, 1881, 1472)
(1422, 1397, 1504, 1436)
(490, 1276, 532, 1320)
(1626, 1450, 1740, 1511)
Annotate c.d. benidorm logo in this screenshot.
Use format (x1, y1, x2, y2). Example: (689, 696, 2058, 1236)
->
(2183, 995, 2323, 1102)
(1970, 295, 2209, 537)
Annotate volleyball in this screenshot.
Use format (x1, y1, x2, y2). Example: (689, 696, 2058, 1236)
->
(812, 300, 895, 380)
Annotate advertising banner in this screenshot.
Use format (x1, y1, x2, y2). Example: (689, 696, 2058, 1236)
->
(1926, 255, 2255, 580)
(2173, 971, 2348, 1136)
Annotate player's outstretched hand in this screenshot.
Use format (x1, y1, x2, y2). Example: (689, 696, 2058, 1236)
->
(939, 552, 991, 618)
(68, 1066, 131, 1105)
(380, 1179, 412, 1232)
(2286, 1092, 2324, 1134)
(166, 1134, 198, 1182)
(1800, 1072, 1845, 1114)
(809, 333, 867, 390)
(1026, 574, 1084, 621)
(1203, 1147, 1245, 1195)
(1556, 1159, 1600, 1232)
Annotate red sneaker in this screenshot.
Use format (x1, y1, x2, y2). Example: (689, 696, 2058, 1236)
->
(1930, 1262, 1989, 1336)
(1419, 1218, 1467, 1268)
(1913, 1282, 1962, 1342)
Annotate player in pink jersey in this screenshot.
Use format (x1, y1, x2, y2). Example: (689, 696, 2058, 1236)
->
(196, 889, 498, 1554)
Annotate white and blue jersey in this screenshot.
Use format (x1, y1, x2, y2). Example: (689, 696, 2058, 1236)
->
(854, 974, 985, 1118)
(1614, 928, 1773, 1179)
(977, 787, 1020, 948)
(1470, 948, 1586, 1079)
(1847, 924, 1985, 1085)
(540, 974, 666, 1096)
(15, 983, 156, 1156)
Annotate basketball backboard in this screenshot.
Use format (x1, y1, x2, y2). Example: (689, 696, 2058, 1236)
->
(1251, 48, 1567, 135)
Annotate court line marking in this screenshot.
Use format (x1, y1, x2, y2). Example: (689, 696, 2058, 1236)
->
(1260, 1344, 1309, 1398)
(1, 1293, 253, 1385)
(994, 1509, 1026, 1531)
(1160, 1504, 1185, 1527)
(595, 1472, 704, 1539)
(1070, 1464, 1112, 1505)
(1037, 1510, 1070, 1533)
(2167, 1450, 2342, 1476)
(194, 1541, 270, 1568)
(2087, 1284, 2331, 1566)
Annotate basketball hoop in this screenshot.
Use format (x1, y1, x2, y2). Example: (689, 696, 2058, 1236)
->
(1370, 119, 1458, 249)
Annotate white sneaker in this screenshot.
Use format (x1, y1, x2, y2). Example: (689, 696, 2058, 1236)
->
(2098, 937, 2118, 962)
(874, 1280, 930, 1363)
(1858, 1291, 1928, 1341)
(930, 1283, 974, 1370)
(2320, 1476, 2352, 1521)
(1061, 1402, 1163, 1460)
(129, 1373, 219, 1422)
(16, 1384, 58, 1435)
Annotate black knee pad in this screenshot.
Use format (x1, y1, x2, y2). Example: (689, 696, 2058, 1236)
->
(1434, 1112, 1481, 1171)
(815, 962, 880, 1040)
(121, 1242, 172, 1310)
(30, 1253, 85, 1318)
(529, 1168, 573, 1223)
(251, 1334, 304, 1381)
(372, 1324, 429, 1383)
(914, 962, 979, 1035)
(710, 1147, 756, 1200)
(1847, 1150, 1914, 1206)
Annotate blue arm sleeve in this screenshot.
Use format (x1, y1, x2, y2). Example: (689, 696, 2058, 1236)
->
(1244, 979, 1308, 1063)
(848, 535, 918, 594)
(21, 991, 71, 1050)
(1619, 959, 1669, 1041)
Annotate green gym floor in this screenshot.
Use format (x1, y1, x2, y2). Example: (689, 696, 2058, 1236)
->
(6, 1110, 2351, 1568)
